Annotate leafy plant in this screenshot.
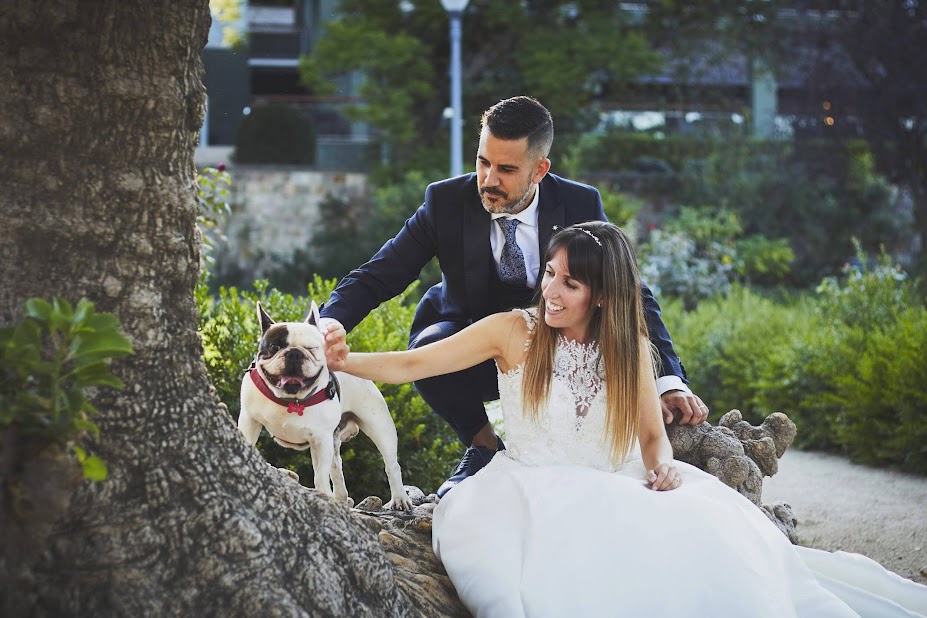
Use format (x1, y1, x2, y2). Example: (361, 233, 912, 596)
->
(197, 164, 232, 270)
(0, 298, 134, 480)
(661, 249, 927, 472)
(640, 228, 735, 308)
(640, 206, 794, 307)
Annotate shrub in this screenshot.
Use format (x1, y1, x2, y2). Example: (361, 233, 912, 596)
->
(196, 276, 462, 499)
(827, 307, 927, 472)
(662, 251, 927, 473)
(640, 207, 794, 307)
(661, 286, 803, 422)
(196, 165, 232, 270)
(568, 129, 906, 286)
(233, 103, 316, 165)
(0, 297, 133, 480)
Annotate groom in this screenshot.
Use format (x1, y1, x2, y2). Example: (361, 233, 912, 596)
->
(320, 96, 708, 497)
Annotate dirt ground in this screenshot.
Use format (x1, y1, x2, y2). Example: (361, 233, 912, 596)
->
(763, 449, 927, 584)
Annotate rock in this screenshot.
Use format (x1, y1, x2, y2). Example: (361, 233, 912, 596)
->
(667, 409, 798, 538)
(722, 410, 797, 459)
(762, 502, 799, 544)
(404, 485, 427, 506)
(743, 436, 780, 477)
(355, 496, 383, 511)
(352, 489, 469, 618)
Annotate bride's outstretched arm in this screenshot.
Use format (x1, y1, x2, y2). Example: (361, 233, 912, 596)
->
(342, 311, 528, 385)
(637, 341, 681, 490)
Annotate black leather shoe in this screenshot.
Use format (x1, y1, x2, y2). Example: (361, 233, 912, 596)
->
(437, 437, 505, 498)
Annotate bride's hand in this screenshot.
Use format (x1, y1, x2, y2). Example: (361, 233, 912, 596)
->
(647, 462, 682, 491)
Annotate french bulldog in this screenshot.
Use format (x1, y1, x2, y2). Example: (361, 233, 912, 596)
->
(238, 301, 413, 510)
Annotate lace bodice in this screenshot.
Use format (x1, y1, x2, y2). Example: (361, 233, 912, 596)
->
(498, 309, 641, 472)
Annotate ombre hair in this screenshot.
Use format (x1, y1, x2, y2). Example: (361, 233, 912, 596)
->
(521, 221, 650, 465)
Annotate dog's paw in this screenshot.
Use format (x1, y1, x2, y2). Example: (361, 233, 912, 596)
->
(384, 495, 414, 512)
(334, 493, 354, 508)
(277, 467, 300, 482)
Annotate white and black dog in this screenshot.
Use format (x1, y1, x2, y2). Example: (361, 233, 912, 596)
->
(238, 301, 412, 510)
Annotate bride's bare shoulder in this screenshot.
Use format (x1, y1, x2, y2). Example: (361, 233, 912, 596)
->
(486, 309, 534, 373)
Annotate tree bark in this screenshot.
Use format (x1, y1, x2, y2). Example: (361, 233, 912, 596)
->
(0, 2, 413, 615)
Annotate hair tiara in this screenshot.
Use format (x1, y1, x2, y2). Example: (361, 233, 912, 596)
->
(552, 225, 603, 248)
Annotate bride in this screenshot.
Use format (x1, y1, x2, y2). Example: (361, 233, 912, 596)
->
(342, 222, 927, 617)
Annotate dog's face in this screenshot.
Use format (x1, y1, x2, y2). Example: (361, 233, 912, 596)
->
(254, 301, 327, 397)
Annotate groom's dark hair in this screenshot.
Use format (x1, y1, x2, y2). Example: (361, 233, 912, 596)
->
(481, 96, 554, 159)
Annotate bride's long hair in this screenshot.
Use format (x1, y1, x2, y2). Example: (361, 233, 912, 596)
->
(521, 221, 650, 465)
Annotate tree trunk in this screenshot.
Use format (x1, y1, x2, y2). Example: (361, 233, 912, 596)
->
(0, 2, 413, 615)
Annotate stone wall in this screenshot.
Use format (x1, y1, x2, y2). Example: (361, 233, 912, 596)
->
(213, 166, 369, 282)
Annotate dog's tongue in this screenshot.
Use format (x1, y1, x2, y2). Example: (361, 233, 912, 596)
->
(277, 376, 306, 394)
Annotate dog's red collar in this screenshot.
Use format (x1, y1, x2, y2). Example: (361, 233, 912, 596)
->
(248, 367, 339, 416)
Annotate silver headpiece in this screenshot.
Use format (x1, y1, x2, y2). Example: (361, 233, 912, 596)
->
(553, 225, 603, 248)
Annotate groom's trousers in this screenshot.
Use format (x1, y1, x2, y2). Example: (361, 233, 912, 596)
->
(409, 320, 500, 446)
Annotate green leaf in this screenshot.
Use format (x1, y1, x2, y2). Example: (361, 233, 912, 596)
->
(73, 418, 101, 438)
(24, 298, 53, 322)
(68, 331, 134, 363)
(84, 313, 122, 332)
(49, 297, 75, 332)
(81, 455, 108, 481)
(73, 298, 94, 326)
(68, 362, 124, 389)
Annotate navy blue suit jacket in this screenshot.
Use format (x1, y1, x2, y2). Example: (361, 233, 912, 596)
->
(321, 172, 686, 382)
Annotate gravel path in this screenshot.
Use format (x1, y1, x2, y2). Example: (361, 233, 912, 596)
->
(763, 449, 927, 584)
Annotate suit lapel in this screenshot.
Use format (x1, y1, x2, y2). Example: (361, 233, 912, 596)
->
(463, 182, 491, 319)
(536, 175, 564, 261)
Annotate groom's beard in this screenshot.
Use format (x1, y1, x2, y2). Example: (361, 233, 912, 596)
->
(479, 182, 535, 215)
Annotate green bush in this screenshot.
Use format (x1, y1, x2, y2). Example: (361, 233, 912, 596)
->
(233, 103, 316, 165)
(568, 130, 906, 286)
(827, 307, 927, 472)
(661, 253, 927, 473)
(197, 276, 462, 499)
(640, 207, 794, 307)
(0, 297, 133, 480)
(661, 286, 804, 421)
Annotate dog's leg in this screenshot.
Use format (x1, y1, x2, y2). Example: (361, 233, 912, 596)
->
(359, 414, 413, 511)
(308, 438, 335, 498)
(238, 409, 263, 447)
(329, 434, 352, 507)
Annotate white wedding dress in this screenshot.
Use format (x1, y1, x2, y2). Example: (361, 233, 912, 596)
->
(432, 311, 927, 618)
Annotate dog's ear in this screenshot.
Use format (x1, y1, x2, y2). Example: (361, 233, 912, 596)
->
(257, 302, 275, 334)
(305, 300, 321, 327)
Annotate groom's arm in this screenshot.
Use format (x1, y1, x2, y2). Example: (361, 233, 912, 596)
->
(641, 283, 709, 425)
(641, 282, 686, 388)
(321, 192, 439, 333)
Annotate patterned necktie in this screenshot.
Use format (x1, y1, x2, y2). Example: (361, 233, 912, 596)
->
(497, 218, 528, 287)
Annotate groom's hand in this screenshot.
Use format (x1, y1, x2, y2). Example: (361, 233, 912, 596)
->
(660, 390, 709, 425)
(319, 318, 348, 372)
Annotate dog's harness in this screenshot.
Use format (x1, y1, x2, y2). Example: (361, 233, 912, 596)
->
(247, 364, 340, 417)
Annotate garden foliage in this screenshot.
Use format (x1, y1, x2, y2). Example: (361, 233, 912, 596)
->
(639, 207, 792, 308)
(0, 298, 133, 480)
(196, 276, 462, 499)
(664, 251, 927, 473)
(570, 131, 908, 286)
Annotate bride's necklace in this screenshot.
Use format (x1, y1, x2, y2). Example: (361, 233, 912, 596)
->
(553, 336, 604, 418)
